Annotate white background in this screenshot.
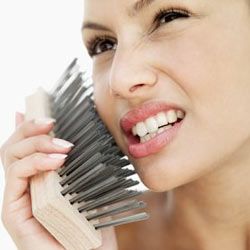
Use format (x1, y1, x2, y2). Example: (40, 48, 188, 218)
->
(0, 1, 91, 249)
(0, 1, 147, 249)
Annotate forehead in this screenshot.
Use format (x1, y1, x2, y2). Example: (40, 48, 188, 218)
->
(83, 0, 141, 8)
(82, 0, 249, 27)
(83, 0, 155, 19)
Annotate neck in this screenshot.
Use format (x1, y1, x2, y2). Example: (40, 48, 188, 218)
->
(166, 148, 250, 249)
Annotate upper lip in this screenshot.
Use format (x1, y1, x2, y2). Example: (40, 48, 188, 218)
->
(120, 101, 184, 134)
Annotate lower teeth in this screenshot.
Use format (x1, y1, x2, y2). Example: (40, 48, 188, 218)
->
(139, 124, 173, 143)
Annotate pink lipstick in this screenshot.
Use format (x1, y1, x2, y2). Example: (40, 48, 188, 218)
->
(120, 101, 185, 158)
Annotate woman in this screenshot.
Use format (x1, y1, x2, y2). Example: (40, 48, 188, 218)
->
(1, 0, 250, 249)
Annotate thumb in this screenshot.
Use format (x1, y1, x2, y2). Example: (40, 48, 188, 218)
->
(15, 111, 24, 128)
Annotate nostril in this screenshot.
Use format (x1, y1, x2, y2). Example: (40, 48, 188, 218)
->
(129, 83, 146, 92)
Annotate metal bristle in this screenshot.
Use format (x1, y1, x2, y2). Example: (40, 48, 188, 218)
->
(51, 58, 78, 96)
(86, 200, 146, 220)
(70, 178, 139, 204)
(94, 212, 149, 230)
(78, 189, 143, 212)
(59, 152, 108, 186)
(51, 59, 149, 230)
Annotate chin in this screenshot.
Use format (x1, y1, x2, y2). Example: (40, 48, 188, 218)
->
(130, 157, 185, 193)
(129, 149, 212, 193)
(135, 165, 200, 193)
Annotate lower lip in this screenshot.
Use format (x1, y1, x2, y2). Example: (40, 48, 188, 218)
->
(127, 120, 183, 158)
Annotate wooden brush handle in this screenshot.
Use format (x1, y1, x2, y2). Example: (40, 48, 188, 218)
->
(25, 88, 102, 250)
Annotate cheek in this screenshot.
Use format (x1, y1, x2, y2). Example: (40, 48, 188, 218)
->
(132, 28, 250, 192)
(93, 82, 112, 126)
(156, 19, 250, 130)
(93, 76, 124, 147)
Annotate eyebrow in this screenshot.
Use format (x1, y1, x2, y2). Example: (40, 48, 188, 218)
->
(81, 22, 111, 32)
(82, 0, 156, 32)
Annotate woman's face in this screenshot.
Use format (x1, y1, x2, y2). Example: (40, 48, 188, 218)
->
(82, 0, 250, 191)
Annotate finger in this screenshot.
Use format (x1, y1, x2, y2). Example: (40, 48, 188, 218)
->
(12, 118, 56, 143)
(15, 112, 25, 128)
(5, 135, 73, 166)
(1, 118, 56, 168)
(4, 152, 67, 204)
(1, 118, 55, 159)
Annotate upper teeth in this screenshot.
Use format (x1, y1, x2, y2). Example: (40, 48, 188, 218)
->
(132, 109, 185, 137)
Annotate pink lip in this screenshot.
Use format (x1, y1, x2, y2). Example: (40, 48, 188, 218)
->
(120, 101, 184, 133)
(128, 120, 183, 158)
(119, 101, 185, 158)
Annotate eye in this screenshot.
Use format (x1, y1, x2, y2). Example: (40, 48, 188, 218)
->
(86, 35, 117, 57)
(153, 8, 190, 28)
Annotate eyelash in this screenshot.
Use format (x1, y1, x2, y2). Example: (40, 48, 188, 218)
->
(86, 7, 190, 57)
(86, 34, 116, 58)
(153, 8, 190, 28)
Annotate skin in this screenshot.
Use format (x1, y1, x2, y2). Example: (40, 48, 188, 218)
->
(83, 0, 250, 249)
(1, 114, 117, 250)
(1, 0, 250, 249)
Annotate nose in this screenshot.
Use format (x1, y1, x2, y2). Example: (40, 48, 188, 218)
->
(108, 43, 158, 101)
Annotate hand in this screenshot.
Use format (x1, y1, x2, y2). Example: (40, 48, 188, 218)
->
(1, 112, 71, 250)
(1, 112, 118, 250)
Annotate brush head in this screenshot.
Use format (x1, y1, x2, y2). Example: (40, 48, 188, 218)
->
(50, 58, 149, 229)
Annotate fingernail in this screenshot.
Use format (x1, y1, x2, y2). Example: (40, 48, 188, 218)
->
(48, 153, 67, 159)
(34, 118, 56, 125)
(52, 138, 74, 148)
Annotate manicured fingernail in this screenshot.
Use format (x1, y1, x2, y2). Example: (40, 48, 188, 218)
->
(34, 118, 56, 125)
(52, 138, 74, 148)
(48, 154, 67, 159)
